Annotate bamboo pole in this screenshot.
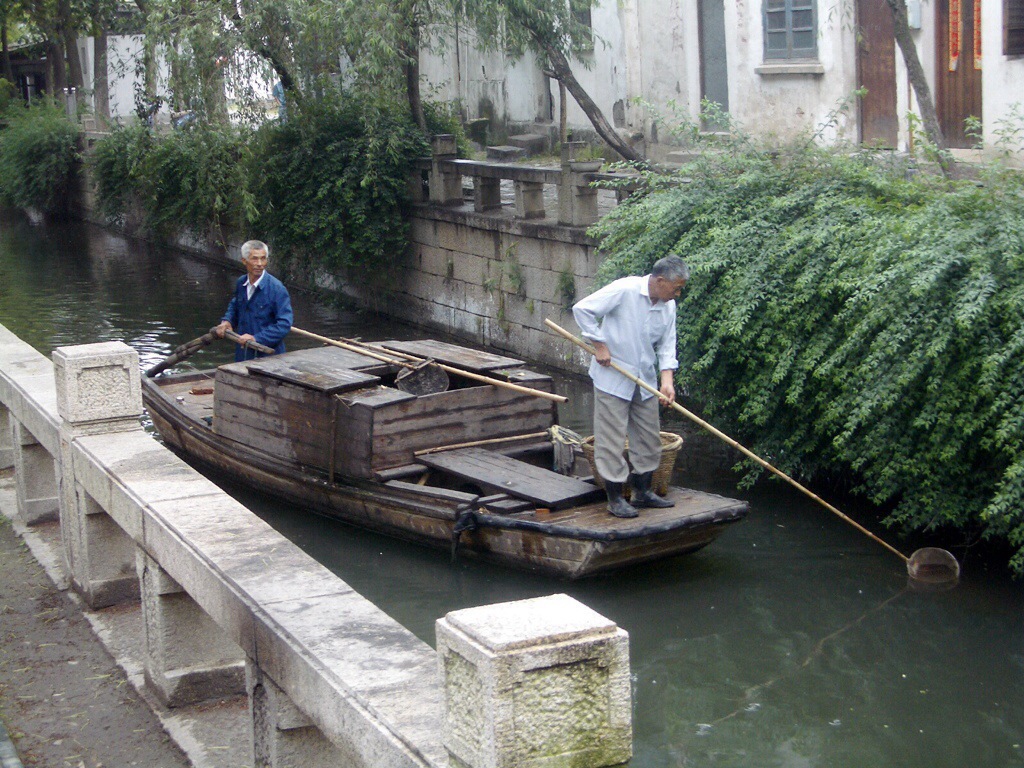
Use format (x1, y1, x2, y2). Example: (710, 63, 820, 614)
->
(290, 327, 567, 403)
(414, 431, 549, 456)
(544, 317, 912, 563)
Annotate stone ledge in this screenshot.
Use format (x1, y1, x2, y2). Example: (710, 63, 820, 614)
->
(754, 61, 825, 75)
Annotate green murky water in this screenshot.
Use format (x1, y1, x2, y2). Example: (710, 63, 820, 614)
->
(2, 211, 1021, 768)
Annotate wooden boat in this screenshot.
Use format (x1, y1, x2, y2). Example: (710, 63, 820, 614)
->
(141, 339, 749, 578)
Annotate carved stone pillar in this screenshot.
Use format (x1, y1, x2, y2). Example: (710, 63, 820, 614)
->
(53, 341, 144, 607)
(437, 593, 632, 768)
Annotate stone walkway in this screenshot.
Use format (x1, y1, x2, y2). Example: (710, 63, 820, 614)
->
(0, 470, 249, 768)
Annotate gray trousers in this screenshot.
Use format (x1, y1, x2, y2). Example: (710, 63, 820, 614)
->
(593, 386, 662, 484)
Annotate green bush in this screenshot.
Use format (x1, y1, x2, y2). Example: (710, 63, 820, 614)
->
(90, 121, 153, 219)
(251, 97, 428, 273)
(592, 141, 1024, 574)
(92, 121, 254, 234)
(423, 99, 470, 157)
(92, 98, 428, 274)
(0, 78, 17, 113)
(141, 124, 255, 234)
(0, 103, 80, 212)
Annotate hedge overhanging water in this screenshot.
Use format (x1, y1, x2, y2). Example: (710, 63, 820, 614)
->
(592, 148, 1024, 574)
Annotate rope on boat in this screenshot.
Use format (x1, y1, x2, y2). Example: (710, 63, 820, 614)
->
(450, 502, 481, 563)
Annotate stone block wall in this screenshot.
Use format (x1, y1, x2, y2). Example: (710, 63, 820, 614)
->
(356, 205, 599, 372)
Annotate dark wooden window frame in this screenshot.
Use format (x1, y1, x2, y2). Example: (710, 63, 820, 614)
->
(1006, 0, 1024, 55)
(763, 0, 819, 60)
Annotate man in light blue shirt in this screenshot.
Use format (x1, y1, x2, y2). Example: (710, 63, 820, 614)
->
(572, 255, 689, 518)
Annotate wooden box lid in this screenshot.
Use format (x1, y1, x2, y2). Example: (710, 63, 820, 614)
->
(243, 347, 383, 394)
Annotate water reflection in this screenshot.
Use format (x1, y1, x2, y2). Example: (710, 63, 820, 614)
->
(2, 211, 1022, 768)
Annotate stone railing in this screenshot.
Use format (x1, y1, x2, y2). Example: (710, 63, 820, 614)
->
(412, 136, 637, 228)
(0, 324, 632, 768)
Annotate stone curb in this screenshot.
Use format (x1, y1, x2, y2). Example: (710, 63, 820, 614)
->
(0, 717, 24, 768)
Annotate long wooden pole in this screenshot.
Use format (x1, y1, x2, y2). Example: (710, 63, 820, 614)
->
(146, 331, 218, 377)
(544, 318, 910, 563)
(290, 327, 567, 404)
(223, 330, 276, 356)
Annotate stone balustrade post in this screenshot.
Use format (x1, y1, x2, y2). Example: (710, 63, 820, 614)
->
(64, 87, 78, 121)
(11, 421, 59, 525)
(436, 593, 632, 768)
(473, 174, 502, 213)
(430, 134, 463, 205)
(557, 142, 600, 227)
(514, 181, 546, 219)
(0, 406, 13, 469)
(247, 661, 354, 768)
(53, 341, 144, 608)
(138, 550, 246, 707)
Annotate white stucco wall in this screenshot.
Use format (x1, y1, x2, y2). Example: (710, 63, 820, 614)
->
(982, 2, 1024, 163)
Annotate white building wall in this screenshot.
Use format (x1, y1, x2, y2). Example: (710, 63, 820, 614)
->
(982, 1, 1024, 163)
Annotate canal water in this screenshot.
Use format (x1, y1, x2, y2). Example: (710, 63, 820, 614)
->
(2, 212, 1021, 768)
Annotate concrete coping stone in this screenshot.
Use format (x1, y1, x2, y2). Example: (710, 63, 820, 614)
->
(443, 593, 617, 652)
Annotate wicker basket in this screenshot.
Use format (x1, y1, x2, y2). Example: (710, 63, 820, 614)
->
(581, 431, 683, 497)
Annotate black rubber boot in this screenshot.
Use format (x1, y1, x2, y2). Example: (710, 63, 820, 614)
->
(605, 481, 639, 518)
(630, 471, 674, 508)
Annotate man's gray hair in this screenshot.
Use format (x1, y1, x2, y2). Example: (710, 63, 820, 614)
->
(241, 240, 270, 259)
(652, 254, 690, 282)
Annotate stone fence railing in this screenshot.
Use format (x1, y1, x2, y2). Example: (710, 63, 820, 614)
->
(412, 136, 637, 228)
(0, 324, 632, 768)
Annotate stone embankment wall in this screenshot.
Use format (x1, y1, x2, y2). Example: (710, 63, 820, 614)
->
(321, 137, 626, 372)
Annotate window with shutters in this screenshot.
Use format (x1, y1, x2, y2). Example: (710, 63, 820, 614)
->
(1007, 0, 1024, 55)
(764, 0, 818, 59)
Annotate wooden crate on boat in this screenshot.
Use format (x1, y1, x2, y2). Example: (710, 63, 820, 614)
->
(212, 344, 558, 479)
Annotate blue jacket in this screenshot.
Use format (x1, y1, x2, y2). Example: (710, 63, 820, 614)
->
(221, 272, 293, 361)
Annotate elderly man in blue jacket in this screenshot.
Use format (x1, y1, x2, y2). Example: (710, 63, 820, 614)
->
(214, 240, 293, 361)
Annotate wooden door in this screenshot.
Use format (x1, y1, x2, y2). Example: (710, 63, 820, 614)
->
(699, 0, 730, 130)
(936, 0, 983, 148)
(857, 0, 898, 146)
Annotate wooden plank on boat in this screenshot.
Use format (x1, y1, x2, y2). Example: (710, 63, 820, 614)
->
(488, 367, 553, 386)
(374, 464, 428, 482)
(378, 340, 524, 372)
(244, 347, 384, 393)
(479, 495, 535, 513)
(383, 480, 478, 503)
(417, 447, 601, 509)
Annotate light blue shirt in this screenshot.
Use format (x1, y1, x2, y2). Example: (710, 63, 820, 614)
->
(572, 275, 678, 401)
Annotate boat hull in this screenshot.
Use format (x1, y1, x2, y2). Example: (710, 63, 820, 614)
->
(143, 370, 748, 578)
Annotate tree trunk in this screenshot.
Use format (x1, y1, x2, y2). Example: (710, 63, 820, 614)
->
(57, 0, 84, 89)
(134, 0, 159, 110)
(559, 81, 567, 144)
(93, 33, 109, 119)
(404, 27, 426, 132)
(883, 0, 951, 175)
(1, 23, 13, 83)
(542, 43, 643, 164)
(61, 28, 84, 89)
(47, 39, 67, 97)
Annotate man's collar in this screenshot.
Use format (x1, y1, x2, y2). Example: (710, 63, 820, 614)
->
(640, 275, 652, 297)
(246, 272, 266, 289)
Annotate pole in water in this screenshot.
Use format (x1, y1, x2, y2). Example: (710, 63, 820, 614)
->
(543, 317, 961, 589)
